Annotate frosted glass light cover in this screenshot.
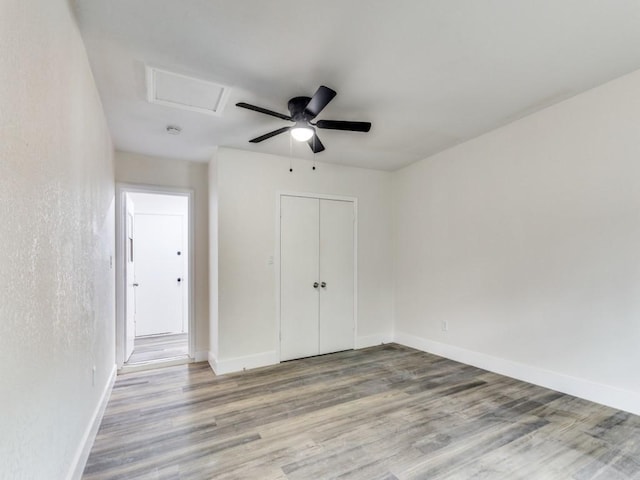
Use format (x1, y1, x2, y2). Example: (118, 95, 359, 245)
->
(291, 126, 314, 142)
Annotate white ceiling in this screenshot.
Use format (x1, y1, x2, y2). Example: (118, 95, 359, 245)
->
(75, 0, 640, 171)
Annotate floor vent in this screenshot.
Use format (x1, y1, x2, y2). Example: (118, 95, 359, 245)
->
(145, 66, 229, 116)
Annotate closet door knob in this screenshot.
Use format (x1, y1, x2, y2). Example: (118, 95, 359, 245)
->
(313, 282, 319, 288)
(320, 282, 326, 288)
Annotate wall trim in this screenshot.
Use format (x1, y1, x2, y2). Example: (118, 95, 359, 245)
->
(355, 333, 394, 349)
(393, 331, 640, 416)
(208, 351, 218, 374)
(67, 363, 117, 480)
(208, 350, 278, 375)
(194, 350, 208, 362)
(114, 183, 196, 369)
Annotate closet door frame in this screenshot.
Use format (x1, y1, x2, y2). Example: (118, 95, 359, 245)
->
(275, 191, 358, 363)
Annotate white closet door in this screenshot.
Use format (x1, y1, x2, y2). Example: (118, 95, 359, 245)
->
(280, 196, 320, 361)
(319, 199, 355, 354)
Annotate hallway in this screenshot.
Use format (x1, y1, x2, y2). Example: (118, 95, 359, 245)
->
(127, 333, 189, 364)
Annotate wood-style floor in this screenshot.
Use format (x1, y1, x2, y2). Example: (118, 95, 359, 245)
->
(127, 333, 189, 364)
(84, 344, 640, 479)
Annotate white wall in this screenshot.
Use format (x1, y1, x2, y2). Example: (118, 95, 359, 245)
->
(209, 150, 219, 361)
(0, 0, 115, 478)
(393, 68, 640, 415)
(210, 147, 393, 372)
(129, 192, 189, 216)
(115, 152, 209, 358)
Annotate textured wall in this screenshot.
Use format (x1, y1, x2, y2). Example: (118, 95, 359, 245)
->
(214, 148, 393, 365)
(114, 151, 210, 357)
(0, 0, 115, 478)
(209, 151, 219, 360)
(393, 68, 640, 412)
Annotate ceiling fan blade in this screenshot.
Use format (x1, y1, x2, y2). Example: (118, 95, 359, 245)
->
(304, 86, 337, 118)
(236, 102, 292, 121)
(307, 134, 325, 153)
(315, 120, 371, 132)
(249, 126, 291, 143)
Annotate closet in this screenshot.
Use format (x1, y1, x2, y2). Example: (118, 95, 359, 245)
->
(280, 194, 355, 361)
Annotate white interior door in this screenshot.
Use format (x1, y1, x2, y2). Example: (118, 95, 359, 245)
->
(124, 194, 136, 361)
(319, 199, 355, 354)
(134, 214, 184, 336)
(280, 196, 320, 361)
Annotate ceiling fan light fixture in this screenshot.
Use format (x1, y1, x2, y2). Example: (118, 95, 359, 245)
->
(291, 125, 314, 142)
(237, 85, 369, 154)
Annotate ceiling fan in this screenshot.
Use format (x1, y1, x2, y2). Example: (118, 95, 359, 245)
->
(236, 86, 371, 153)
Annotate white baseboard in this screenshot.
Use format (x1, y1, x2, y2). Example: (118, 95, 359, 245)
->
(193, 350, 208, 362)
(207, 351, 218, 374)
(393, 331, 640, 416)
(208, 350, 278, 375)
(355, 333, 394, 349)
(67, 363, 117, 480)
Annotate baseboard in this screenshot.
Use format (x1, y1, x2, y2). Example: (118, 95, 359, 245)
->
(393, 332, 640, 416)
(207, 351, 218, 374)
(193, 350, 208, 362)
(67, 363, 117, 480)
(355, 333, 394, 349)
(208, 350, 278, 375)
(206, 335, 396, 376)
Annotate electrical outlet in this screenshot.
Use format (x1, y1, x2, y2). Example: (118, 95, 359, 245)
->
(441, 320, 448, 332)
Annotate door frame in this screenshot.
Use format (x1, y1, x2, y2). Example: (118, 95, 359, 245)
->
(275, 191, 358, 363)
(115, 182, 196, 368)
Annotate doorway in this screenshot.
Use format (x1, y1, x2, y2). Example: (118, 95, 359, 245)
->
(116, 184, 195, 369)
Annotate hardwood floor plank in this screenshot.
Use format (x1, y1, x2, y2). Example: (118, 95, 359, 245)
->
(84, 344, 640, 479)
(128, 333, 189, 364)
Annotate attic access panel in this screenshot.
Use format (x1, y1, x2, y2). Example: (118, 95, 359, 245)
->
(145, 66, 229, 116)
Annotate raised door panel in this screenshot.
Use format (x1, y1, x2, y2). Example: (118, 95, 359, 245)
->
(280, 196, 320, 361)
(319, 199, 355, 355)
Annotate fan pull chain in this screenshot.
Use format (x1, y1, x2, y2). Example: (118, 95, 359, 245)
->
(288, 133, 293, 172)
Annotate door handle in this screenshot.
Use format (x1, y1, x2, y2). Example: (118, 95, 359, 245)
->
(313, 282, 319, 288)
(133, 283, 139, 287)
(321, 282, 326, 288)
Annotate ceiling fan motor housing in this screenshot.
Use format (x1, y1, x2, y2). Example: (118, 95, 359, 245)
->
(288, 96, 313, 121)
